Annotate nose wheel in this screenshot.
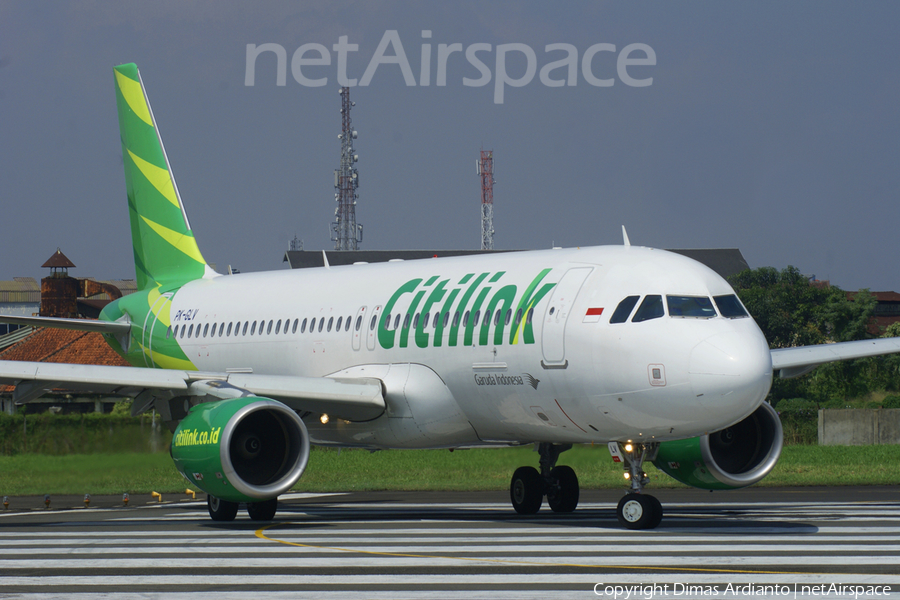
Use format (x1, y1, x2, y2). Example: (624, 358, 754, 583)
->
(610, 441, 664, 529)
(617, 493, 663, 529)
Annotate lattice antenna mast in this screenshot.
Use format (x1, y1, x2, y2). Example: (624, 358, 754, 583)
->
(477, 150, 494, 250)
(330, 87, 362, 250)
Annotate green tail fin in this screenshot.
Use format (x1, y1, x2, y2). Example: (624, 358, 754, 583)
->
(114, 63, 213, 290)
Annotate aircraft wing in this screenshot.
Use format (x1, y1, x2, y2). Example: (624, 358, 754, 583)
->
(0, 315, 132, 335)
(0, 360, 385, 422)
(771, 338, 900, 378)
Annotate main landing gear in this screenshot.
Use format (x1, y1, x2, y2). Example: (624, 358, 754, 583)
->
(510, 443, 579, 515)
(207, 495, 278, 522)
(611, 441, 663, 530)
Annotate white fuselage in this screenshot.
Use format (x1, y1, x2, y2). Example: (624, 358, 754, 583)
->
(155, 245, 773, 449)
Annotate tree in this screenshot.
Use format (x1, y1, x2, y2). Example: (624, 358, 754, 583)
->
(728, 266, 878, 403)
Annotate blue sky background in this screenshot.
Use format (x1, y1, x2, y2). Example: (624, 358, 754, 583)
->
(1, 2, 898, 291)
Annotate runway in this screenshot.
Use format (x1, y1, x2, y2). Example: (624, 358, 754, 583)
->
(0, 487, 898, 599)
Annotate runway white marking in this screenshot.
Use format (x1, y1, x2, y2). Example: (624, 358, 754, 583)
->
(1, 497, 898, 599)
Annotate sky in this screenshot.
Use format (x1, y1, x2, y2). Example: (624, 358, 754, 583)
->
(1, 2, 898, 291)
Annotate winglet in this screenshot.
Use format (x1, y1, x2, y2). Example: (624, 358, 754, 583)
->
(622, 226, 631, 247)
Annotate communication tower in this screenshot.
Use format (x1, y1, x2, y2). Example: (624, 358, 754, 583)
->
(330, 87, 363, 250)
(477, 150, 494, 250)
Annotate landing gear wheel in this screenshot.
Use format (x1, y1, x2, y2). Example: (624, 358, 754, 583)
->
(207, 495, 239, 522)
(617, 494, 660, 530)
(647, 495, 663, 529)
(247, 498, 278, 521)
(547, 465, 579, 513)
(510, 466, 543, 514)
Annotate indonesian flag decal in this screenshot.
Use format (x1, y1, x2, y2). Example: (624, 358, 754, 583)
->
(583, 307, 604, 323)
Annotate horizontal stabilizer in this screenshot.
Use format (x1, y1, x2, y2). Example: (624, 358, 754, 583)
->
(0, 315, 132, 335)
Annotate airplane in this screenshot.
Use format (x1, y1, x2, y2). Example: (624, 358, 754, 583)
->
(3, 62, 900, 528)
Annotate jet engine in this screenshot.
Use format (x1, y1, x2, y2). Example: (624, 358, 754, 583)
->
(653, 402, 783, 490)
(170, 397, 310, 503)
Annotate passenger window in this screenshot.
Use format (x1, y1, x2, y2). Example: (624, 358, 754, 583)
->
(219, 323, 225, 336)
(493, 310, 501, 326)
(301, 318, 307, 333)
(203, 324, 209, 337)
(632, 295, 664, 322)
(166, 326, 171, 339)
(266, 321, 272, 335)
(433, 313, 440, 328)
(393, 314, 401, 330)
(413, 313, 420, 329)
(188, 325, 194, 338)
(463, 311, 470, 326)
(423, 313, 430, 328)
(292, 318, 298, 333)
(527, 308, 534, 323)
(328, 317, 334, 332)
(667, 296, 717, 318)
(337, 316, 343, 331)
(515, 308, 523, 325)
(345, 316, 351, 331)
(484, 310, 492, 327)
(452, 311, 460, 327)
(442, 312, 450, 328)
(250, 322, 257, 335)
(370, 315, 377, 331)
(403, 313, 411, 330)
(610, 296, 640, 324)
(211, 323, 217, 337)
(355, 316, 362, 331)
(473, 310, 481, 326)
(275, 320, 282, 334)
(714, 294, 749, 318)
(227, 323, 233, 337)
(383, 313, 391, 330)
(318, 318, 324, 333)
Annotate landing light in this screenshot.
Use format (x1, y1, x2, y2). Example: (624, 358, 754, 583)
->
(320, 414, 330, 424)
(624, 473, 631, 480)
(624, 443, 634, 453)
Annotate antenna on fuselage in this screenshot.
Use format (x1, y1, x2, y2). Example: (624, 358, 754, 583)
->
(322, 250, 330, 269)
(622, 226, 631, 247)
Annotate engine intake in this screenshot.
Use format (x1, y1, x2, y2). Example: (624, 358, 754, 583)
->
(653, 402, 783, 490)
(171, 397, 310, 502)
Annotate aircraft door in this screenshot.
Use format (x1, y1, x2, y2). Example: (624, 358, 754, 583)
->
(541, 267, 592, 366)
(352, 306, 367, 351)
(367, 305, 383, 351)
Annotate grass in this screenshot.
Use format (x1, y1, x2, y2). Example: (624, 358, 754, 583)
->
(1, 444, 899, 497)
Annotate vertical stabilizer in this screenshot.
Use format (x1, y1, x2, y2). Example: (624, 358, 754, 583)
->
(114, 63, 214, 290)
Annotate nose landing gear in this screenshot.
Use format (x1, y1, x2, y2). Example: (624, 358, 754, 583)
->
(509, 443, 579, 515)
(610, 441, 663, 529)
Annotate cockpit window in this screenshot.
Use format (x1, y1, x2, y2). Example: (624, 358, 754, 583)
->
(714, 294, 749, 318)
(667, 296, 717, 318)
(632, 295, 664, 322)
(610, 296, 640, 324)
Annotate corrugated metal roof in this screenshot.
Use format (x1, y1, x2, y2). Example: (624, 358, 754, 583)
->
(0, 326, 36, 351)
(0, 278, 137, 303)
(0, 278, 40, 303)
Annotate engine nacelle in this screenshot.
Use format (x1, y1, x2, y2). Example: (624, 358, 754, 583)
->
(170, 397, 310, 503)
(653, 402, 783, 490)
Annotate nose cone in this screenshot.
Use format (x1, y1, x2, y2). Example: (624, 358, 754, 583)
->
(689, 330, 773, 421)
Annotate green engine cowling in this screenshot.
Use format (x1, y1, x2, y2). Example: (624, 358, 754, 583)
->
(170, 397, 310, 503)
(653, 402, 783, 490)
